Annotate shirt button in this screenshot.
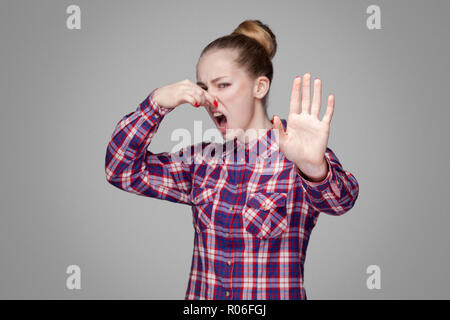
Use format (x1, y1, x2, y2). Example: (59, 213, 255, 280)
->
(224, 232, 229, 237)
(229, 206, 234, 212)
(227, 260, 232, 266)
(225, 291, 230, 297)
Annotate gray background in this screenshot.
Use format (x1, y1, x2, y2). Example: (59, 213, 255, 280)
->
(0, 0, 449, 299)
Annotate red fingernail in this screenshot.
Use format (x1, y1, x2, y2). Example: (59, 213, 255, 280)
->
(194, 102, 199, 107)
(214, 99, 218, 107)
(272, 115, 275, 123)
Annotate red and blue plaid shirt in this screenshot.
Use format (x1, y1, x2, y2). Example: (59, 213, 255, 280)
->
(105, 88, 359, 300)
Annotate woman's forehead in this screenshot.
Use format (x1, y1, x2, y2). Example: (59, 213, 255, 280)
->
(197, 56, 246, 82)
(199, 52, 235, 70)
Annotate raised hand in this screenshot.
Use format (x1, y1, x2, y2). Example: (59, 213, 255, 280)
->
(154, 79, 217, 109)
(273, 73, 335, 182)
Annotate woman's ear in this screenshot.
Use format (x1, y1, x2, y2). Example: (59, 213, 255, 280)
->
(253, 76, 270, 99)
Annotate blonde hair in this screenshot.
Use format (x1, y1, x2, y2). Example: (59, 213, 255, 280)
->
(198, 19, 277, 112)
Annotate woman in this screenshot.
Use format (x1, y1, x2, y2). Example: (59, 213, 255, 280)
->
(105, 20, 359, 300)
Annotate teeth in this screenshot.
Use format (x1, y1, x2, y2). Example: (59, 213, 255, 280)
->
(213, 112, 223, 117)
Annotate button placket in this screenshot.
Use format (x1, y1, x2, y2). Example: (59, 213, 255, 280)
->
(225, 206, 234, 237)
(225, 206, 236, 300)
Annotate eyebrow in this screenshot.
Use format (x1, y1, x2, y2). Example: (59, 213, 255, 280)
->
(196, 76, 229, 86)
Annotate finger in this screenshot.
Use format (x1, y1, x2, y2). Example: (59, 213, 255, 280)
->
(193, 90, 211, 108)
(202, 90, 217, 108)
(289, 76, 301, 114)
(272, 115, 287, 145)
(311, 78, 322, 118)
(186, 87, 201, 107)
(185, 94, 199, 108)
(196, 88, 215, 107)
(190, 87, 207, 107)
(192, 91, 205, 106)
(321, 94, 335, 125)
(301, 72, 311, 114)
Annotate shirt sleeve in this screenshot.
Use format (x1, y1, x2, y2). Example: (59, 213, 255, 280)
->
(295, 146, 359, 216)
(105, 88, 194, 205)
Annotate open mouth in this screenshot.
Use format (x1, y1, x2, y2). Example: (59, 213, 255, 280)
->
(212, 111, 228, 131)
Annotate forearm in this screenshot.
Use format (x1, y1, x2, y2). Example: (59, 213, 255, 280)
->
(106, 89, 164, 171)
(295, 147, 359, 216)
(105, 88, 195, 204)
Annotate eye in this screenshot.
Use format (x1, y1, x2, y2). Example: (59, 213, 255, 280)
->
(200, 83, 229, 91)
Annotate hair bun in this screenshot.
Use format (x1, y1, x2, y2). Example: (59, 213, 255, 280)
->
(231, 20, 277, 60)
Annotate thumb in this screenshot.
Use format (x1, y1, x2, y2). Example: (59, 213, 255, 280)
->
(272, 115, 287, 145)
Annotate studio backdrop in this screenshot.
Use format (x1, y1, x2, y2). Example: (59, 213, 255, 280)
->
(0, 0, 449, 299)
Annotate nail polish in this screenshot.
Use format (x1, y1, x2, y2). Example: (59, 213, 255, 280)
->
(194, 102, 199, 107)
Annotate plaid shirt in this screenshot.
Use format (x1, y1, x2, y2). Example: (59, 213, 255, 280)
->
(105, 88, 359, 300)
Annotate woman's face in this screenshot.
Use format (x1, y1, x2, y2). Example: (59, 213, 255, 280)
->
(196, 49, 264, 141)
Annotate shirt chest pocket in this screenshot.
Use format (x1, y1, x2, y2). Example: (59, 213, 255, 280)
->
(190, 187, 216, 233)
(243, 192, 288, 240)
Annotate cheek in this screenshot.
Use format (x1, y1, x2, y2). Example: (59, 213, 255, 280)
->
(221, 84, 254, 123)
(228, 85, 253, 109)
(237, 88, 254, 116)
(222, 85, 240, 101)
(224, 82, 251, 101)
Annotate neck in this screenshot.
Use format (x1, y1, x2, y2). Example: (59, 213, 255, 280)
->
(238, 104, 274, 144)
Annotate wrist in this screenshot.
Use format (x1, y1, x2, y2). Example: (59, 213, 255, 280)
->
(296, 159, 329, 182)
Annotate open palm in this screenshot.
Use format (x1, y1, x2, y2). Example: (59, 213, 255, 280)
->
(273, 73, 335, 178)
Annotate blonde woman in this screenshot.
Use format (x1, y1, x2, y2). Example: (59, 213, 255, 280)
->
(105, 19, 359, 300)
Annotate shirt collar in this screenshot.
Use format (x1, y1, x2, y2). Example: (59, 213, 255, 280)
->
(221, 118, 287, 160)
